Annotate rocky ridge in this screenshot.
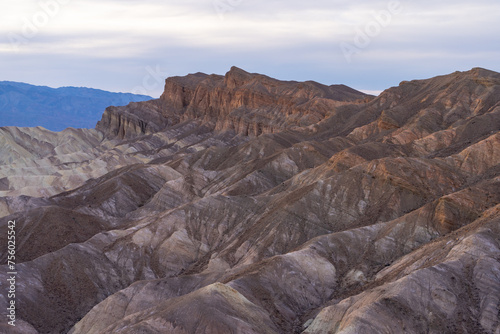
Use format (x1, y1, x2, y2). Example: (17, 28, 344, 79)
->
(97, 67, 370, 139)
(0, 67, 499, 334)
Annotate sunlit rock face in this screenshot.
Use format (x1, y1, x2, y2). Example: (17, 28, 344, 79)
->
(97, 66, 370, 139)
(1, 67, 500, 334)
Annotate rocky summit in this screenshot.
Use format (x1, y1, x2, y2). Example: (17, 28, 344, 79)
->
(0, 67, 499, 334)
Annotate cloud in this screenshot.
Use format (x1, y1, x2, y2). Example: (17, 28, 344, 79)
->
(0, 0, 499, 96)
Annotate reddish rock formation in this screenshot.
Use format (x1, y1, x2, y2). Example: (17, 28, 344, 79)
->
(97, 67, 369, 139)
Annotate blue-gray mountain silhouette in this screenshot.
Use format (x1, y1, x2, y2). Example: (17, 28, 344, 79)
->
(0, 81, 152, 131)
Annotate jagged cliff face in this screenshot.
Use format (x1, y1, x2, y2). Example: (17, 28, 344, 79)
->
(1, 67, 500, 334)
(97, 67, 369, 139)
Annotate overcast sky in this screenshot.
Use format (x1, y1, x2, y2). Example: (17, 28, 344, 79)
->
(1, 0, 499, 97)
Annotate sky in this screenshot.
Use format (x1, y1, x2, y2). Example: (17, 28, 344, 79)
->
(1, 0, 499, 97)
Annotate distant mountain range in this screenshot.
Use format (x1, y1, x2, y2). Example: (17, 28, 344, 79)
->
(0, 81, 152, 131)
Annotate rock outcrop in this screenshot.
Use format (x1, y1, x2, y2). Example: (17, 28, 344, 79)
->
(97, 67, 370, 139)
(1, 67, 499, 334)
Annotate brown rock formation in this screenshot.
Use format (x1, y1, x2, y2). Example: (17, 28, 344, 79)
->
(97, 67, 369, 139)
(1, 67, 499, 334)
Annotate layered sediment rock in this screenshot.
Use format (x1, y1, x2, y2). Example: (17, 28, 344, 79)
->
(1, 67, 499, 334)
(97, 67, 369, 139)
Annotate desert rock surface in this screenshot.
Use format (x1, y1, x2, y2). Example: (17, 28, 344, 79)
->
(1, 67, 499, 334)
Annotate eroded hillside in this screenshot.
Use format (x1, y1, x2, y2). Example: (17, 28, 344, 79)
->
(0, 67, 499, 334)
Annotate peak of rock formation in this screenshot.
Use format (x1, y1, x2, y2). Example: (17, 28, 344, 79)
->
(1, 67, 499, 334)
